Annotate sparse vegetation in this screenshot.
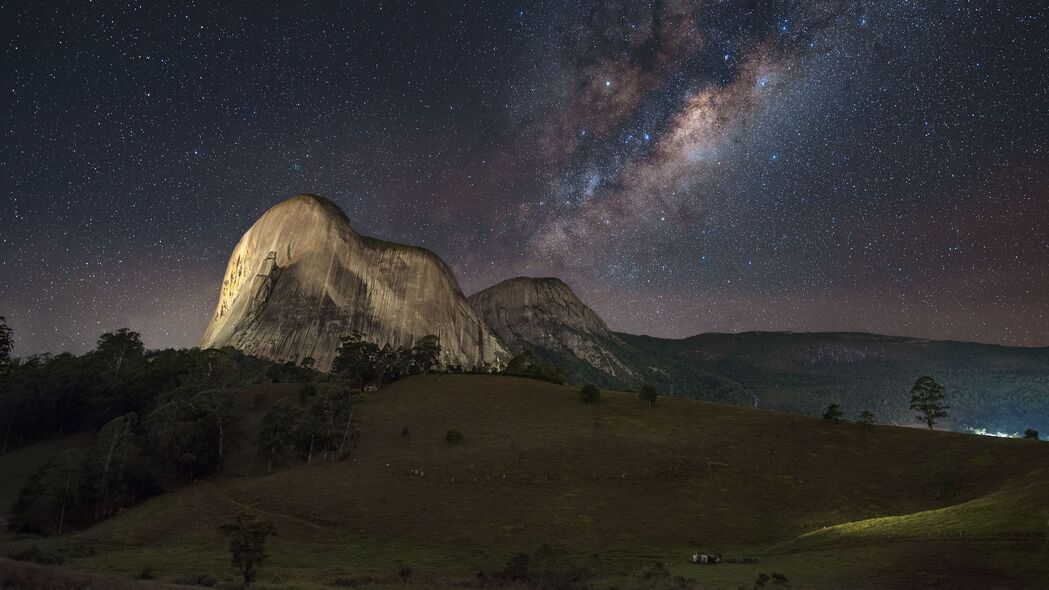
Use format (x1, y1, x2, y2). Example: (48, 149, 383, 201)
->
(580, 383, 601, 404)
(822, 403, 843, 424)
(857, 410, 875, 428)
(910, 376, 949, 429)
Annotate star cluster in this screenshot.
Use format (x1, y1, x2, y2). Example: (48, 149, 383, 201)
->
(2, 1, 1047, 355)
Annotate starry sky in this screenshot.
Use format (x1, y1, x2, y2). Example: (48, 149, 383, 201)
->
(2, 1, 1048, 356)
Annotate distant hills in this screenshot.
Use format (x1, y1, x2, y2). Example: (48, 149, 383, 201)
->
(203, 195, 1049, 434)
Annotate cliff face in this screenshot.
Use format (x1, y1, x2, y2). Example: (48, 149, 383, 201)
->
(200, 194, 508, 372)
(466, 277, 634, 379)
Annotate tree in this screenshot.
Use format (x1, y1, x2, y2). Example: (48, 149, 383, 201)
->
(910, 376, 948, 430)
(822, 403, 843, 424)
(411, 335, 441, 374)
(857, 410, 875, 428)
(445, 429, 464, 445)
(295, 387, 357, 463)
(0, 315, 13, 366)
(90, 413, 148, 519)
(580, 384, 600, 404)
(1024, 429, 1039, 440)
(94, 328, 145, 377)
(257, 400, 300, 471)
(218, 512, 277, 590)
(191, 389, 238, 462)
(332, 331, 386, 388)
(639, 385, 659, 408)
(11, 449, 88, 535)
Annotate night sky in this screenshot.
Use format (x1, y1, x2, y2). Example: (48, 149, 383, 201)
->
(3, 1, 1048, 356)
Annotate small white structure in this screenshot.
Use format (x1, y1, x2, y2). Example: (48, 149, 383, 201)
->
(690, 552, 721, 565)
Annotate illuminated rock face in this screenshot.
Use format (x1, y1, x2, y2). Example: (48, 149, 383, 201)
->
(201, 194, 508, 372)
(467, 277, 634, 379)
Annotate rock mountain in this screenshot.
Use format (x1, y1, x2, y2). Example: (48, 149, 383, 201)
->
(202, 194, 1049, 434)
(466, 277, 634, 380)
(200, 194, 507, 372)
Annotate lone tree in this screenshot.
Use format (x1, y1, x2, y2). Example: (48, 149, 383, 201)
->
(857, 410, 875, 428)
(219, 512, 277, 590)
(822, 403, 844, 424)
(580, 384, 600, 404)
(1023, 429, 1039, 440)
(639, 385, 659, 408)
(910, 376, 948, 430)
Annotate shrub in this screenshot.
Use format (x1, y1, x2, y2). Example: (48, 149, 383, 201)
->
(580, 384, 601, 404)
(1023, 429, 1039, 439)
(445, 429, 464, 445)
(639, 385, 659, 407)
(857, 410, 875, 428)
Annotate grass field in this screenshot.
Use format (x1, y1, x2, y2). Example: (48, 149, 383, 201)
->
(1, 374, 1047, 589)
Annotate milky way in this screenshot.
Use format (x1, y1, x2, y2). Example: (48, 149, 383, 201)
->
(2, 1, 1048, 355)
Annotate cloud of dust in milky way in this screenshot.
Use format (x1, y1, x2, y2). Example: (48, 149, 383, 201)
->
(529, 44, 794, 274)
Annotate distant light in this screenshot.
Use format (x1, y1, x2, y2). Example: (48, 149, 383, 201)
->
(967, 427, 1021, 438)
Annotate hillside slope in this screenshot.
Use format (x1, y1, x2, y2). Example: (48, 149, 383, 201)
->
(3, 375, 1047, 589)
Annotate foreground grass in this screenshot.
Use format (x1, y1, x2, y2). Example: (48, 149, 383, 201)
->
(2, 375, 1048, 589)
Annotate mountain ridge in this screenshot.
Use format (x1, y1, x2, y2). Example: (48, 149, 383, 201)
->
(201, 195, 1049, 434)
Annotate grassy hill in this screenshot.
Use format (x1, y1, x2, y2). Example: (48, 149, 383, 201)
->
(2, 374, 1048, 589)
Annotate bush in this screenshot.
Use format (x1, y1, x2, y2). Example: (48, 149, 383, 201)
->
(445, 429, 464, 445)
(1023, 428, 1039, 439)
(822, 403, 843, 424)
(580, 384, 600, 404)
(639, 385, 659, 407)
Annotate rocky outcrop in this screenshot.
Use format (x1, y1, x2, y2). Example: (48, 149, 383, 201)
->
(200, 194, 509, 372)
(467, 277, 634, 379)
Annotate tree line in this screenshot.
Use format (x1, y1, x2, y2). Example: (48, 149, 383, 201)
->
(1, 317, 452, 535)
